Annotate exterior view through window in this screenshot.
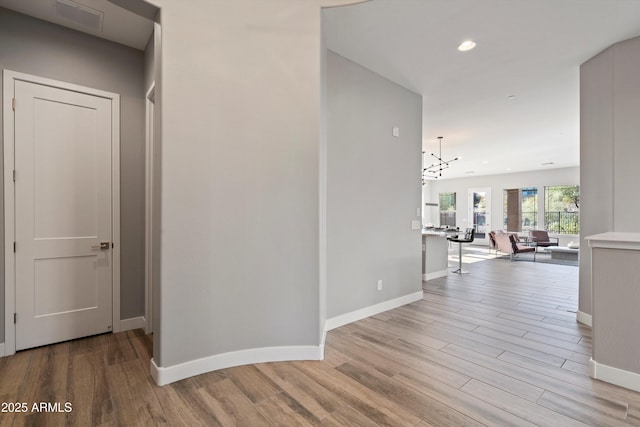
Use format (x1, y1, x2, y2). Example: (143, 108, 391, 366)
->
(439, 192, 456, 227)
(545, 185, 580, 234)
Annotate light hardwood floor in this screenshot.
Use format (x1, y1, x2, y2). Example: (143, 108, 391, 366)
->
(2, 248, 640, 426)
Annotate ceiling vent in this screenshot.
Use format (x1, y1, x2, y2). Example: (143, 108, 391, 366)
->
(54, 0, 104, 32)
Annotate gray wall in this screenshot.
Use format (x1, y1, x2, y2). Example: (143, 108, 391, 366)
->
(579, 35, 640, 316)
(0, 7, 146, 344)
(326, 51, 422, 318)
(611, 38, 640, 231)
(152, 0, 322, 367)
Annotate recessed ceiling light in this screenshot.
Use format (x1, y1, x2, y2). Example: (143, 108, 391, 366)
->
(505, 168, 512, 171)
(458, 40, 476, 52)
(541, 162, 555, 166)
(465, 170, 476, 174)
(482, 160, 489, 164)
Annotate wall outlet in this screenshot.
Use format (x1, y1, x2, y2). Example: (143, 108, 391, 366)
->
(377, 280, 383, 291)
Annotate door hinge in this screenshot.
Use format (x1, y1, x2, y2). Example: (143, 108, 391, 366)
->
(14, 313, 16, 324)
(13, 241, 16, 253)
(12, 98, 16, 111)
(12, 170, 16, 182)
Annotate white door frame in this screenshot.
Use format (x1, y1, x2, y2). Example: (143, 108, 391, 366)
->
(3, 70, 121, 356)
(144, 82, 155, 335)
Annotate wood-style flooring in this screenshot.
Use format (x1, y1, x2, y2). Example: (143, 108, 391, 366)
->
(2, 248, 640, 426)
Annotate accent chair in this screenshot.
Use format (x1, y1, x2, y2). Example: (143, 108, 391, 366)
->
(528, 230, 559, 251)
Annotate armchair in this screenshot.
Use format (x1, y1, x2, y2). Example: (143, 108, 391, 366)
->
(493, 232, 536, 261)
(488, 230, 506, 256)
(528, 230, 559, 251)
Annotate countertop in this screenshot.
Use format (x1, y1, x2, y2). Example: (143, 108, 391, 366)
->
(586, 232, 640, 250)
(422, 228, 460, 237)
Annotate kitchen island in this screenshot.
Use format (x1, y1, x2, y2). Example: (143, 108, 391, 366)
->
(586, 232, 640, 392)
(422, 228, 458, 280)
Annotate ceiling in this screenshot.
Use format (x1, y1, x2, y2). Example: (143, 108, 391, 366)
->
(0, 0, 152, 50)
(3, 0, 640, 180)
(323, 0, 640, 179)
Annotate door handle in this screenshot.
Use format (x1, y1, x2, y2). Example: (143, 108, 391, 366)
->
(91, 242, 110, 250)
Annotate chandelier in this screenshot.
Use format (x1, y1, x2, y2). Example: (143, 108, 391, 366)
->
(422, 136, 460, 183)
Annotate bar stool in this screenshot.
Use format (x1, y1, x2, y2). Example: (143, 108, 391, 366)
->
(447, 228, 475, 274)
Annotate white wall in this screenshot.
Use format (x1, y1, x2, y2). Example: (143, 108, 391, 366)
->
(580, 35, 640, 318)
(325, 51, 422, 319)
(151, 0, 323, 375)
(424, 167, 580, 245)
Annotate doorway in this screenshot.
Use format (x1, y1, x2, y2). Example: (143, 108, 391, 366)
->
(468, 187, 491, 244)
(3, 71, 120, 354)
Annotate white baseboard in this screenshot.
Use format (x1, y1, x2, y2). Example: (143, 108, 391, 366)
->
(0, 342, 5, 357)
(150, 345, 323, 386)
(577, 311, 592, 327)
(590, 358, 640, 392)
(321, 327, 328, 349)
(325, 291, 424, 331)
(423, 269, 449, 281)
(120, 316, 146, 332)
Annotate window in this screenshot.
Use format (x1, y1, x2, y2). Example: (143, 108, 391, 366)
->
(521, 187, 538, 231)
(503, 187, 538, 231)
(439, 192, 456, 227)
(545, 185, 580, 234)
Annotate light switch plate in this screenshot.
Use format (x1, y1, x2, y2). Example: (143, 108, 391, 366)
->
(392, 127, 400, 137)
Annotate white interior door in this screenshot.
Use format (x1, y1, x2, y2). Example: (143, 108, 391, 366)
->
(13, 79, 114, 351)
(468, 187, 491, 245)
